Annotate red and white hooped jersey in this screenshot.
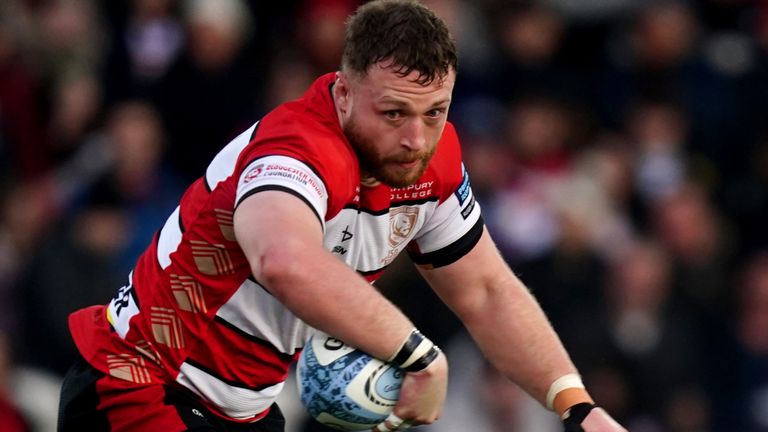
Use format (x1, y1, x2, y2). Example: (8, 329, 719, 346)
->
(68, 73, 483, 422)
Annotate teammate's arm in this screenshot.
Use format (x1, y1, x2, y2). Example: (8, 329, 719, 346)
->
(233, 190, 447, 425)
(417, 228, 627, 432)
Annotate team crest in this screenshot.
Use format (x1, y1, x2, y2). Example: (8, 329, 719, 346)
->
(388, 207, 419, 248)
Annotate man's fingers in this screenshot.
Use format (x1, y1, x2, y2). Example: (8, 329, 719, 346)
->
(373, 413, 411, 431)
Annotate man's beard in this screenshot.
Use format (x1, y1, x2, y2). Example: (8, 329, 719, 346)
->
(344, 117, 435, 188)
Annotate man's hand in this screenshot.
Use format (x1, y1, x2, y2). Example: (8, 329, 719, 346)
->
(563, 403, 628, 432)
(373, 351, 448, 431)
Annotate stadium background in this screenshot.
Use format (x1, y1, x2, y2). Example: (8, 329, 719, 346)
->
(1, 0, 768, 431)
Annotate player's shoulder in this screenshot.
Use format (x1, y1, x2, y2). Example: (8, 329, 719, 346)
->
(235, 75, 360, 214)
(254, 76, 354, 166)
(253, 107, 357, 186)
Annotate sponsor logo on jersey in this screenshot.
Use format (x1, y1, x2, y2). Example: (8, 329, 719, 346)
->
(243, 164, 264, 183)
(455, 170, 471, 205)
(391, 181, 433, 201)
(461, 196, 476, 220)
(242, 159, 326, 200)
(268, 164, 325, 199)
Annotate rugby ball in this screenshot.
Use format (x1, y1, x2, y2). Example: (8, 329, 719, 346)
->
(297, 333, 404, 430)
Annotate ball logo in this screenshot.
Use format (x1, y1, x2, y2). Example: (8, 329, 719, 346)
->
(364, 364, 401, 406)
(324, 337, 345, 351)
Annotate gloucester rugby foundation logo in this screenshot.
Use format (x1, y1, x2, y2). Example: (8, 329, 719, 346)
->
(243, 164, 264, 182)
(388, 207, 419, 248)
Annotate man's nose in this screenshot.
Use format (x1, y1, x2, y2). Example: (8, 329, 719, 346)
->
(401, 118, 427, 151)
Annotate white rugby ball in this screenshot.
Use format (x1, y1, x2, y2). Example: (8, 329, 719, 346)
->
(297, 333, 404, 430)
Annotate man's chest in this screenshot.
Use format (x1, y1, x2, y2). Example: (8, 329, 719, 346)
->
(323, 181, 440, 274)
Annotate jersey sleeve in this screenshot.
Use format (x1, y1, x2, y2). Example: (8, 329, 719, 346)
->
(231, 108, 357, 231)
(408, 163, 484, 268)
(235, 155, 329, 228)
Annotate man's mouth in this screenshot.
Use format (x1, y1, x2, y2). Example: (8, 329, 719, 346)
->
(396, 160, 420, 169)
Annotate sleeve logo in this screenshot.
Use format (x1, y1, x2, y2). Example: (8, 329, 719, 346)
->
(454, 170, 471, 205)
(243, 164, 264, 183)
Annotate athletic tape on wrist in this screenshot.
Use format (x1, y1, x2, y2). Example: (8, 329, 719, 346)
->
(403, 345, 441, 372)
(389, 329, 423, 365)
(388, 329, 439, 372)
(546, 374, 585, 411)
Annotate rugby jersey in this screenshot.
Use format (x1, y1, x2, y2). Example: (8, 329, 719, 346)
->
(68, 73, 483, 422)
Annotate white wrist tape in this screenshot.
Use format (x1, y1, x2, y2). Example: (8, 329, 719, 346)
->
(546, 374, 585, 411)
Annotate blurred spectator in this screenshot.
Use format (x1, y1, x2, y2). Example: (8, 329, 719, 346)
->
(485, 97, 576, 261)
(488, 4, 577, 104)
(47, 71, 103, 162)
(733, 252, 768, 430)
(261, 51, 316, 112)
(18, 100, 182, 375)
(101, 0, 185, 103)
(720, 132, 768, 256)
(572, 135, 637, 219)
(0, 7, 49, 180)
(156, 0, 260, 181)
(707, 251, 768, 431)
(652, 183, 735, 320)
(546, 0, 639, 23)
(295, 0, 356, 75)
(516, 173, 618, 332)
(626, 99, 688, 205)
(24, 0, 104, 84)
(564, 240, 708, 431)
(0, 334, 30, 432)
(455, 131, 513, 202)
(422, 0, 495, 78)
(600, 1, 751, 170)
(18, 197, 130, 374)
(0, 182, 54, 339)
(85, 100, 184, 272)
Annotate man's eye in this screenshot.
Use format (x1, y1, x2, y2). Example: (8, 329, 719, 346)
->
(384, 110, 402, 120)
(427, 108, 445, 118)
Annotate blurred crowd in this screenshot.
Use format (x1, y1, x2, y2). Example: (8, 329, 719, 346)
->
(1, 0, 767, 431)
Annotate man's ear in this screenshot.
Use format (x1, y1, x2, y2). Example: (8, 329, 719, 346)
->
(334, 71, 351, 114)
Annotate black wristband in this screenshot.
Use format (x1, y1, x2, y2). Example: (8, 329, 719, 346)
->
(562, 403, 596, 432)
(391, 330, 424, 367)
(388, 329, 440, 372)
(403, 345, 441, 372)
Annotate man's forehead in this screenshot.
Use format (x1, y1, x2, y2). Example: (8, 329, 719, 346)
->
(357, 62, 455, 100)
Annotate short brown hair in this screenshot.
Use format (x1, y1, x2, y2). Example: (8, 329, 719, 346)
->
(342, 0, 458, 85)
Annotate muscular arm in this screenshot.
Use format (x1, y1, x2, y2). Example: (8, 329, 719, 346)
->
(235, 190, 448, 425)
(233, 191, 413, 360)
(418, 228, 577, 406)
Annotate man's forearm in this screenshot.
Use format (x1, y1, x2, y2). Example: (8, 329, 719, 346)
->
(458, 272, 578, 407)
(234, 191, 414, 361)
(259, 240, 415, 361)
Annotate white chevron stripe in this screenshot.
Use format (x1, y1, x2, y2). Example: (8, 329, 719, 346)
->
(205, 122, 258, 190)
(216, 279, 313, 355)
(157, 206, 182, 269)
(176, 361, 284, 420)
